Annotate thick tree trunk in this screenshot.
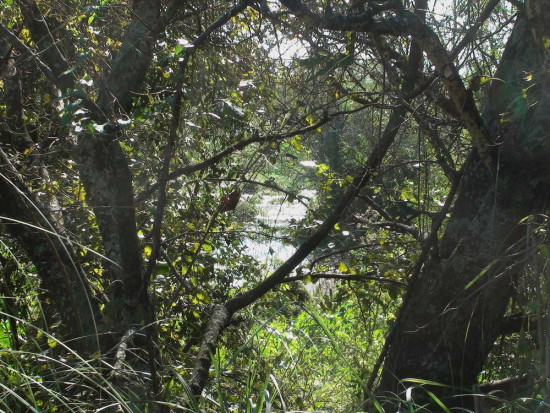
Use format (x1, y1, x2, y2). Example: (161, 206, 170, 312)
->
(0, 150, 100, 348)
(75, 133, 149, 332)
(377, 8, 550, 409)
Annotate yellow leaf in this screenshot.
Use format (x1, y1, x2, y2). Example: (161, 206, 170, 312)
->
(78, 189, 86, 202)
(143, 245, 152, 258)
(316, 163, 330, 175)
(196, 290, 211, 303)
(290, 136, 303, 151)
(47, 337, 58, 348)
(20, 28, 31, 43)
(337, 262, 349, 273)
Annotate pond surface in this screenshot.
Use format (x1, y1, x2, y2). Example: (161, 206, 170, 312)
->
(243, 190, 315, 271)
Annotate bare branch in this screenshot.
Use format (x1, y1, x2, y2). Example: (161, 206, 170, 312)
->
(450, 0, 501, 59)
(278, 272, 407, 288)
(189, 304, 231, 395)
(207, 178, 311, 207)
(0, 22, 55, 83)
(277, 1, 496, 172)
(353, 214, 422, 241)
(405, 104, 458, 180)
(135, 113, 332, 203)
(17, 0, 76, 92)
(279, 0, 408, 34)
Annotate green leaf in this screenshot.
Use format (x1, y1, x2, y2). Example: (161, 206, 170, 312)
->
(60, 112, 73, 128)
(294, 53, 329, 69)
(316, 54, 354, 77)
(154, 261, 170, 276)
(425, 390, 451, 413)
(464, 259, 497, 290)
(403, 378, 451, 387)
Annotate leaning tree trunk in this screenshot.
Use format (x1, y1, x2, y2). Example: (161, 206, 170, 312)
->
(377, 4, 550, 409)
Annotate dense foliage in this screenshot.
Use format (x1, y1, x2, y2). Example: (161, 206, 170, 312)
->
(1, 0, 549, 411)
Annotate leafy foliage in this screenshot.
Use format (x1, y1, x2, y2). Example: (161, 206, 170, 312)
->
(0, 0, 549, 411)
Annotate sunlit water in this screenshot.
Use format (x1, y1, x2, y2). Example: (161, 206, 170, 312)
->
(243, 190, 315, 271)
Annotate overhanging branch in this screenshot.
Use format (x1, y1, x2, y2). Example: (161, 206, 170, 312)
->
(277, 0, 496, 172)
(188, 30, 425, 396)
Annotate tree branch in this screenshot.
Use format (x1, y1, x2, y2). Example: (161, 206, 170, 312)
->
(278, 272, 407, 288)
(135, 114, 332, 203)
(278, 1, 496, 172)
(354, 214, 422, 241)
(450, 0, 501, 59)
(17, 0, 76, 93)
(143, 0, 253, 296)
(189, 304, 231, 395)
(279, 0, 408, 34)
(188, 21, 426, 395)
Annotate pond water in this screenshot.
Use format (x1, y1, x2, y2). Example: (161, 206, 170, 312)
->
(243, 190, 315, 271)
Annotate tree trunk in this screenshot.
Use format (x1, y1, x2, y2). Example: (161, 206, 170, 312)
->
(377, 7, 550, 409)
(0, 150, 100, 348)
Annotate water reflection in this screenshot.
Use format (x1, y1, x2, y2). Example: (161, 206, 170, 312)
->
(244, 190, 315, 270)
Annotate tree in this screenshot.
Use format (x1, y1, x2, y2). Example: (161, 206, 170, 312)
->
(275, 0, 550, 409)
(0, 0, 548, 411)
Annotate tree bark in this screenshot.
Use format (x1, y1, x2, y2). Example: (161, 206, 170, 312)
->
(377, 8, 550, 409)
(0, 149, 100, 348)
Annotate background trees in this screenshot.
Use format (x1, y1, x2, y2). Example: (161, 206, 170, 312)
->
(1, 0, 549, 411)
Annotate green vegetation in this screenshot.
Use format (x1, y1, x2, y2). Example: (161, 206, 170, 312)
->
(1, 0, 550, 411)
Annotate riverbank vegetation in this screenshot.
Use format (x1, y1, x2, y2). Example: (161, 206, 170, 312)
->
(1, 0, 549, 411)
